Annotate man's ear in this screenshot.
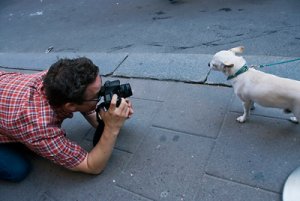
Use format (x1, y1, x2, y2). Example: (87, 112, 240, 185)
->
(229, 46, 244, 54)
(64, 102, 77, 112)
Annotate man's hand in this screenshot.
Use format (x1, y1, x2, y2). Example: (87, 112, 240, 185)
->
(99, 94, 134, 135)
(71, 94, 134, 174)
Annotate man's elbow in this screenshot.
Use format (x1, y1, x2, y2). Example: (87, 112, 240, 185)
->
(69, 158, 106, 175)
(87, 166, 104, 175)
(69, 165, 104, 175)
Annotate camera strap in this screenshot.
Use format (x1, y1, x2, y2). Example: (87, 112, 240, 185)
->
(93, 103, 106, 146)
(93, 120, 104, 146)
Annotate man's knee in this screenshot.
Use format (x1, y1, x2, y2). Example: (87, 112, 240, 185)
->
(0, 144, 32, 182)
(6, 159, 31, 182)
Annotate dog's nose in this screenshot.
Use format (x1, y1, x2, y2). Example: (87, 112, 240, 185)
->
(208, 62, 210, 67)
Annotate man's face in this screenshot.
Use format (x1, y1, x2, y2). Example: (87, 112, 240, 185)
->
(75, 75, 102, 113)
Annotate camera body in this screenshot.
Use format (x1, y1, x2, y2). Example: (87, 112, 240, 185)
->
(93, 79, 132, 146)
(98, 80, 132, 109)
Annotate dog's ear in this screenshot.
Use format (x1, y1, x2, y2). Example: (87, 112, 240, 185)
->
(223, 63, 234, 68)
(229, 46, 244, 54)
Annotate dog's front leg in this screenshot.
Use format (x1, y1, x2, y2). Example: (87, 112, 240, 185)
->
(237, 101, 253, 123)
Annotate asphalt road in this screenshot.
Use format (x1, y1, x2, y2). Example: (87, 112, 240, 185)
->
(0, 0, 300, 56)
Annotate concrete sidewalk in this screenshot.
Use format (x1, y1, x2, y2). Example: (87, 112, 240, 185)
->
(1, 53, 300, 201)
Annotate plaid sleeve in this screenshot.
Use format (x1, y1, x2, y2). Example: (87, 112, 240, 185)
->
(16, 99, 87, 169)
(25, 127, 87, 168)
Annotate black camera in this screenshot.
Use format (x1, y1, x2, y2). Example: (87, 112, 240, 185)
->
(93, 80, 132, 146)
(98, 80, 132, 110)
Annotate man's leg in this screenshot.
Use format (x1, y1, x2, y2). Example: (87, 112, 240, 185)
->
(0, 143, 31, 182)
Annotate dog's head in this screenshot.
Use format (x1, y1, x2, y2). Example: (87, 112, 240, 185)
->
(208, 46, 246, 74)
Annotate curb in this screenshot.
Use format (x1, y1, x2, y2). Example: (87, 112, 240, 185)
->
(1, 52, 299, 86)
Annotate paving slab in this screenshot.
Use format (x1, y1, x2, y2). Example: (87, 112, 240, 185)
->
(126, 78, 176, 102)
(99, 77, 176, 102)
(152, 83, 234, 138)
(206, 112, 300, 193)
(62, 112, 93, 143)
(116, 127, 214, 201)
(195, 174, 280, 201)
(114, 53, 211, 82)
(109, 187, 154, 201)
(0, 52, 128, 75)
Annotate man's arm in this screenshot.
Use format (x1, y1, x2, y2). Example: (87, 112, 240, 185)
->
(70, 125, 118, 174)
(71, 95, 133, 174)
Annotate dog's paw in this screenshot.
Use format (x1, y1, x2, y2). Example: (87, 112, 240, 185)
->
(289, 117, 299, 124)
(236, 116, 246, 123)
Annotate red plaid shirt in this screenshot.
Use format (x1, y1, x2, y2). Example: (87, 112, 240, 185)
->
(0, 70, 87, 168)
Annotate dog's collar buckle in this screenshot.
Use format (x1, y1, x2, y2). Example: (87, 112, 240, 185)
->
(227, 65, 249, 80)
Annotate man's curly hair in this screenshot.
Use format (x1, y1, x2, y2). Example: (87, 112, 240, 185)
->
(43, 57, 99, 107)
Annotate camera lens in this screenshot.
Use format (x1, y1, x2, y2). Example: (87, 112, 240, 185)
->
(119, 84, 132, 98)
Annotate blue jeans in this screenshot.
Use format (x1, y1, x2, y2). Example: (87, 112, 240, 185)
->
(0, 143, 31, 182)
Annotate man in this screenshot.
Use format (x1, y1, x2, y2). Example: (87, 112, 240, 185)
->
(0, 57, 133, 182)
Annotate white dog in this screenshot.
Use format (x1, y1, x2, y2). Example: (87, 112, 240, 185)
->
(208, 46, 300, 123)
